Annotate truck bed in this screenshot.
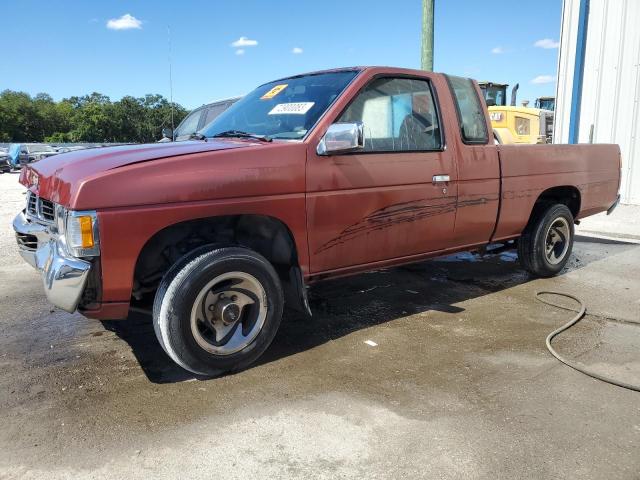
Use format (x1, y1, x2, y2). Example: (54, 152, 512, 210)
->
(493, 143, 621, 241)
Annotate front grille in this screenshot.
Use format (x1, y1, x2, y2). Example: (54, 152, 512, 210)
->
(27, 192, 38, 216)
(40, 199, 55, 221)
(26, 191, 56, 224)
(16, 232, 38, 251)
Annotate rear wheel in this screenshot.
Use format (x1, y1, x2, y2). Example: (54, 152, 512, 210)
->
(153, 246, 284, 376)
(518, 204, 574, 277)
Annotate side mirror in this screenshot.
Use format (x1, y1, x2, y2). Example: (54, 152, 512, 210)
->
(317, 122, 365, 156)
(161, 127, 173, 140)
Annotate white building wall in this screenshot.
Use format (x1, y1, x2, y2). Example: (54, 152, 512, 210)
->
(555, 0, 640, 204)
(554, 0, 580, 145)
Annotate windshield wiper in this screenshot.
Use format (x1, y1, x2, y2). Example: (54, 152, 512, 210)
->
(211, 130, 272, 142)
(189, 132, 206, 140)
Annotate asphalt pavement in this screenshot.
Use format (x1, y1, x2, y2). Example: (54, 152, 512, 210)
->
(0, 171, 638, 479)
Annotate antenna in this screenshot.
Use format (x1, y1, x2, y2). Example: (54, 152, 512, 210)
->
(167, 25, 175, 132)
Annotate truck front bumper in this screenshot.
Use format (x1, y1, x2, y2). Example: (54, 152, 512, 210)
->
(13, 211, 91, 312)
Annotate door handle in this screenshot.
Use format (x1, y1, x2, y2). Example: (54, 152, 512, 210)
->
(432, 175, 450, 183)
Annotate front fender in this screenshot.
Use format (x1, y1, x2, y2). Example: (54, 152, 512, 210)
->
(97, 195, 309, 304)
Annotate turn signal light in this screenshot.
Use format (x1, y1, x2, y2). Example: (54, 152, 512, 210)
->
(79, 216, 94, 248)
(65, 211, 100, 257)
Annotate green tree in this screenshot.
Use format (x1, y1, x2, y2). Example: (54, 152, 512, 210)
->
(0, 89, 188, 143)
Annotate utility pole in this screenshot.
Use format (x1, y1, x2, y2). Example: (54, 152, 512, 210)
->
(167, 25, 175, 132)
(421, 0, 434, 71)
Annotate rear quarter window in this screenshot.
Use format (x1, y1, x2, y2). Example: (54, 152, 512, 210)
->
(446, 75, 489, 144)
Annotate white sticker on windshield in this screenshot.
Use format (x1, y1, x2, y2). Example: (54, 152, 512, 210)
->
(268, 102, 315, 115)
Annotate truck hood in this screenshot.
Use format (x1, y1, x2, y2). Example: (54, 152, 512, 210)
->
(20, 140, 256, 206)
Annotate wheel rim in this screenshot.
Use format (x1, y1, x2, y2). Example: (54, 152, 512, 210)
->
(190, 271, 267, 356)
(544, 217, 571, 265)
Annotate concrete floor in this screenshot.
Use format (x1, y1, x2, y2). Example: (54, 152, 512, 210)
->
(0, 171, 639, 479)
(576, 203, 640, 241)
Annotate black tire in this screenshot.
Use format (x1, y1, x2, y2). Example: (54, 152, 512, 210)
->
(152, 246, 284, 376)
(518, 204, 575, 277)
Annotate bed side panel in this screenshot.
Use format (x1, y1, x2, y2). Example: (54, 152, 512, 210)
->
(493, 144, 620, 240)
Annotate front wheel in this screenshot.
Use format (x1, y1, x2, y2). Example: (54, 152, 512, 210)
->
(518, 204, 575, 277)
(153, 246, 284, 376)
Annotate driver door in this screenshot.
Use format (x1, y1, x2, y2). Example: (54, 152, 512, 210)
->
(306, 75, 458, 273)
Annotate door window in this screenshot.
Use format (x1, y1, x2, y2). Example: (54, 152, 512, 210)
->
(338, 77, 442, 152)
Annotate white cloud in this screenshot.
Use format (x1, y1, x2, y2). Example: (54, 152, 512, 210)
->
(491, 46, 504, 54)
(531, 75, 556, 84)
(235, 49, 245, 55)
(534, 38, 560, 49)
(292, 47, 303, 54)
(231, 36, 258, 48)
(106, 13, 142, 30)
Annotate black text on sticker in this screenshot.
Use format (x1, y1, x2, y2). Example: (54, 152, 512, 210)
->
(268, 102, 315, 115)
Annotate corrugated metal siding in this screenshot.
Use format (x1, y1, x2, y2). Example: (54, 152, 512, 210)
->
(555, 0, 580, 145)
(555, 0, 640, 204)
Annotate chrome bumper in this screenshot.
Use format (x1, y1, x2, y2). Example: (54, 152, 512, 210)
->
(13, 211, 91, 312)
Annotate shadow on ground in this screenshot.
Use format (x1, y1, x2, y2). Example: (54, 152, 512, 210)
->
(102, 236, 639, 384)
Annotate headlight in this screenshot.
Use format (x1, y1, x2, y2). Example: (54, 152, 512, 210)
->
(64, 210, 100, 257)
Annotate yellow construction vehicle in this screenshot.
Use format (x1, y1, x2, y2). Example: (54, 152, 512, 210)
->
(535, 96, 555, 111)
(488, 106, 553, 144)
(478, 82, 554, 144)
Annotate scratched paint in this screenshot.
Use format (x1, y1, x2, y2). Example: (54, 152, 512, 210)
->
(316, 197, 457, 253)
(316, 194, 499, 254)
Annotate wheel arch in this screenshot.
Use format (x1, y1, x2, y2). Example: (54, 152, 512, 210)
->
(526, 185, 581, 227)
(132, 214, 310, 315)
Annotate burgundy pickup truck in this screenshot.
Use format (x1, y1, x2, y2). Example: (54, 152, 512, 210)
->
(14, 67, 621, 376)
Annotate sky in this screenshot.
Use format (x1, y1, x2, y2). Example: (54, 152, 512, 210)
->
(1, 0, 562, 109)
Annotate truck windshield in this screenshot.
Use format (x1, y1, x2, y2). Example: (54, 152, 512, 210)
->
(200, 70, 359, 140)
